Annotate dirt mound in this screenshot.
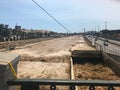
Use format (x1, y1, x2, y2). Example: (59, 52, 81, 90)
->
(74, 63, 120, 80)
(74, 63, 120, 90)
(20, 54, 70, 63)
(18, 61, 70, 79)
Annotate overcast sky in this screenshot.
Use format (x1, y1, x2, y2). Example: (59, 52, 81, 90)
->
(0, 0, 120, 32)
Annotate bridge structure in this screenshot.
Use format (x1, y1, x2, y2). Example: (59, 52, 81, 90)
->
(0, 35, 120, 90)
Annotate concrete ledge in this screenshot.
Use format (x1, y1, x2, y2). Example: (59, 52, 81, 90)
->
(0, 52, 20, 90)
(71, 50, 104, 65)
(71, 50, 102, 58)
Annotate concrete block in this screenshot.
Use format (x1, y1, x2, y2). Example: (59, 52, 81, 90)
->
(0, 52, 20, 90)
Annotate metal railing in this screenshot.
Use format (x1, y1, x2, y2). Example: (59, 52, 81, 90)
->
(7, 79, 120, 90)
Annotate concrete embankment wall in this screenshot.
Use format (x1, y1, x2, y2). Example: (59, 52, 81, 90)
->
(84, 36, 93, 46)
(103, 53, 120, 76)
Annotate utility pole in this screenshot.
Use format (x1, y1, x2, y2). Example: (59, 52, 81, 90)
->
(98, 25, 100, 31)
(97, 25, 100, 37)
(104, 22, 109, 46)
(105, 22, 107, 30)
(84, 28, 86, 36)
(95, 27, 96, 36)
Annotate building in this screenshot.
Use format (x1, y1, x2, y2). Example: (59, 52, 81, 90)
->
(0, 24, 9, 29)
(15, 25, 21, 30)
(5, 25, 9, 29)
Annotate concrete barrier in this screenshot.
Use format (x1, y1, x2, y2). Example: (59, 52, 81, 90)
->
(103, 52, 120, 76)
(0, 52, 20, 90)
(70, 58, 75, 80)
(84, 36, 92, 46)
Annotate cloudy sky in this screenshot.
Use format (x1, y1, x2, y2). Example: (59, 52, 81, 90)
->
(0, 0, 120, 32)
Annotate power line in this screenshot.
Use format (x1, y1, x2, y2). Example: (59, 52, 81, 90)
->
(32, 0, 71, 33)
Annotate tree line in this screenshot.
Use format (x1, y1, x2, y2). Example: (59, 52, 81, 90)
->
(0, 24, 79, 42)
(100, 29, 120, 41)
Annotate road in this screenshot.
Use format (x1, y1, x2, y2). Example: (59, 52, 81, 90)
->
(86, 35, 120, 56)
(96, 39, 120, 51)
